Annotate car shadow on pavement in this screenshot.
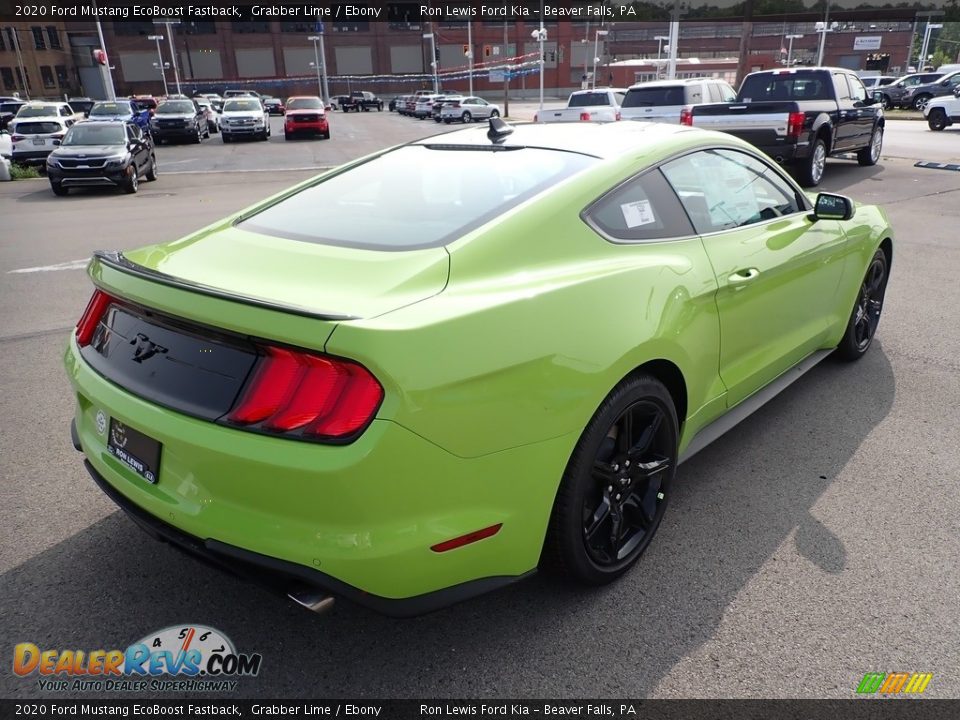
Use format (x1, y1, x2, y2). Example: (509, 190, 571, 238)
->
(0, 344, 895, 699)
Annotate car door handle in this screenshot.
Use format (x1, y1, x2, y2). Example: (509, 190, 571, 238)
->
(728, 268, 760, 284)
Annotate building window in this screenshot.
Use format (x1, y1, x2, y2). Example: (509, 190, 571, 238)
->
(4, 28, 15, 51)
(232, 21, 271, 33)
(32, 26, 45, 50)
(1, 67, 15, 91)
(41, 65, 55, 88)
(280, 22, 316, 33)
(0, 29, 5, 52)
(55, 65, 69, 87)
(46, 26, 61, 49)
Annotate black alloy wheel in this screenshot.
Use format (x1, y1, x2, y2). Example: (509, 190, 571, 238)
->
(836, 249, 888, 361)
(145, 154, 158, 181)
(124, 165, 139, 194)
(543, 375, 678, 585)
(927, 109, 947, 131)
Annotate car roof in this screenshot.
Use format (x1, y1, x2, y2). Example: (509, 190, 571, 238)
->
(628, 78, 717, 88)
(410, 120, 717, 160)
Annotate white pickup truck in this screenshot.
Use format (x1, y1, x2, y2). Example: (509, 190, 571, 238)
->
(535, 88, 627, 123)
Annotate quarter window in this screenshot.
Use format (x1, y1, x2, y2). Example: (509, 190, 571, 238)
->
(661, 149, 803, 234)
(585, 169, 694, 242)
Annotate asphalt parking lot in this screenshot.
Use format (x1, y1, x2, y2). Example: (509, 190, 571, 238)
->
(1, 109, 959, 699)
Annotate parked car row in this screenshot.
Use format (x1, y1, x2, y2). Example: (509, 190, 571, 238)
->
(393, 91, 502, 124)
(872, 70, 960, 110)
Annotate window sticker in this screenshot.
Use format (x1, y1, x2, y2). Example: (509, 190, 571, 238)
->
(621, 199, 656, 227)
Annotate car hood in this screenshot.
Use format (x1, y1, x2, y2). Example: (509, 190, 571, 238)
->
(88, 114, 132, 121)
(120, 222, 450, 321)
(154, 112, 195, 119)
(53, 145, 128, 158)
(286, 109, 325, 116)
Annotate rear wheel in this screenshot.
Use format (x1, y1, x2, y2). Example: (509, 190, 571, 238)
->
(192, 125, 202, 144)
(461, 111, 472, 123)
(836, 249, 888, 362)
(879, 94, 892, 110)
(50, 180, 68, 196)
(857, 125, 883, 166)
(927, 108, 948, 131)
(797, 137, 827, 187)
(542, 375, 677, 585)
(145, 154, 158, 181)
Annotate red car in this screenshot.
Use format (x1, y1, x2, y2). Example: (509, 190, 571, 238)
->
(283, 96, 330, 140)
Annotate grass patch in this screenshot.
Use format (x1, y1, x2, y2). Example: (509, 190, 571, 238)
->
(9, 163, 41, 180)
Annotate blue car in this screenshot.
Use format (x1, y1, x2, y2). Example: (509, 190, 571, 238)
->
(87, 100, 152, 133)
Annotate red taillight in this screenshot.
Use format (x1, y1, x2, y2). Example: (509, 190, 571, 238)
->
(579, 111, 591, 121)
(787, 111, 805, 139)
(50, 132, 65, 139)
(679, 106, 693, 126)
(431, 524, 503, 553)
(227, 345, 383, 440)
(11, 135, 25, 142)
(76, 289, 115, 347)
(451, 102, 460, 108)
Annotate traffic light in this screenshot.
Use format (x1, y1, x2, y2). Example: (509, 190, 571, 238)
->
(92, 49, 108, 66)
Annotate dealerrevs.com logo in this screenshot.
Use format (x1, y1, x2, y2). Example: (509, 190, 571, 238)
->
(13, 625, 262, 693)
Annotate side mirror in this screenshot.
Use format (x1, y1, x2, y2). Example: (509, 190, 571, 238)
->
(52, 139, 61, 146)
(812, 193, 854, 221)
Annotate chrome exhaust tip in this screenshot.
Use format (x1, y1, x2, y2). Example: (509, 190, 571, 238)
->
(287, 588, 335, 615)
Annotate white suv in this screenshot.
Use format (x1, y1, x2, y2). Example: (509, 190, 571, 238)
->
(10, 117, 70, 166)
(621, 78, 736, 124)
(924, 86, 960, 132)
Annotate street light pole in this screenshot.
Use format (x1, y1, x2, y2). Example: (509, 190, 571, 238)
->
(148, 35, 168, 96)
(92, 0, 116, 99)
(592, 29, 608, 89)
(654, 34, 669, 79)
(153, 19, 182, 95)
(785, 34, 802, 66)
(423, 32, 438, 93)
(308, 35, 323, 101)
(531, 21, 546, 115)
(467, 20, 473, 96)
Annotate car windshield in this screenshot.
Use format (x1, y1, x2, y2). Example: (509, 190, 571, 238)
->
(238, 145, 597, 251)
(90, 102, 130, 116)
(224, 99, 261, 111)
(568, 92, 614, 107)
(739, 73, 832, 101)
(623, 87, 686, 107)
(63, 124, 126, 146)
(13, 121, 62, 134)
(157, 101, 195, 114)
(17, 106, 59, 118)
(287, 98, 323, 110)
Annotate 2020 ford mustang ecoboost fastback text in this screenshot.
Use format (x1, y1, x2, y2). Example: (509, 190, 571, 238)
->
(65, 120, 892, 616)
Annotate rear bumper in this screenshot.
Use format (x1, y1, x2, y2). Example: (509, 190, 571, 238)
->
(753, 141, 809, 164)
(152, 127, 196, 139)
(65, 336, 560, 612)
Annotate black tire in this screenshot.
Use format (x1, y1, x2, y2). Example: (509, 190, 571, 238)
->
(284, 131, 291, 141)
(443, 119, 451, 124)
(222, 134, 231, 143)
(322, 131, 330, 140)
(542, 374, 678, 585)
(50, 180, 68, 196)
(145, 154, 158, 181)
(857, 125, 883, 166)
(797, 137, 827, 187)
(927, 108, 948, 131)
(912, 93, 932, 111)
(461, 111, 472, 123)
(123, 166, 139, 194)
(490, 110, 500, 119)
(879, 94, 892, 110)
(835, 249, 888, 362)
(191, 125, 202, 144)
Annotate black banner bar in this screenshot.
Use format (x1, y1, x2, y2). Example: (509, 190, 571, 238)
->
(2, 700, 960, 720)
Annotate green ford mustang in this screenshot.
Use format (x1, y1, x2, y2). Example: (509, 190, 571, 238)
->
(65, 120, 892, 616)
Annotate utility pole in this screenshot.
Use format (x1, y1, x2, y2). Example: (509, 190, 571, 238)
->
(816, 3, 831, 66)
(785, 34, 802, 66)
(735, 0, 754, 88)
(666, 7, 680, 80)
(153, 19, 182, 95)
(503, 21, 509, 119)
(467, 20, 473, 96)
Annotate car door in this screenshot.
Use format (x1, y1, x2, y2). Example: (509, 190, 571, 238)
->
(831, 71, 858, 150)
(661, 148, 849, 408)
(845, 73, 878, 146)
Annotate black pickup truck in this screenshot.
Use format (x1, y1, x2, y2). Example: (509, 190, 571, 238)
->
(684, 67, 884, 186)
(340, 91, 384, 112)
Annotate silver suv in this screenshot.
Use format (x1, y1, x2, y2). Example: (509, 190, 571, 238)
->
(621, 77, 736, 124)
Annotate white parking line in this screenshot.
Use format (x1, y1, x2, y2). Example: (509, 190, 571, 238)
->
(8, 258, 89, 274)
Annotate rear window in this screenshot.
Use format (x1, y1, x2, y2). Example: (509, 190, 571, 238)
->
(623, 86, 687, 107)
(238, 145, 597, 251)
(90, 102, 130, 116)
(739, 72, 832, 101)
(568, 92, 616, 107)
(17, 105, 59, 118)
(223, 99, 261, 112)
(287, 98, 323, 110)
(157, 101, 196, 114)
(14, 121, 63, 134)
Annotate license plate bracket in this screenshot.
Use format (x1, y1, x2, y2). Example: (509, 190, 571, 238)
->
(108, 418, 161, 484)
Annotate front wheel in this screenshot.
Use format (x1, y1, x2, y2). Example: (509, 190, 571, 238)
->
(542, 375, 677, 585)
(192, 125, 202, 144)
(927, 108, 948, 131)
(461, 111, 472, 123)
(836, 249, 888, 362)
(857, 125, 883, 166)
(879, 94, 892, 110)
(123, 167, 139, 194)
(797, 138, 827, 187)
(912, 94, 932, 111)
(50, 180, 68, 196)
(490, 110, 500, 119)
